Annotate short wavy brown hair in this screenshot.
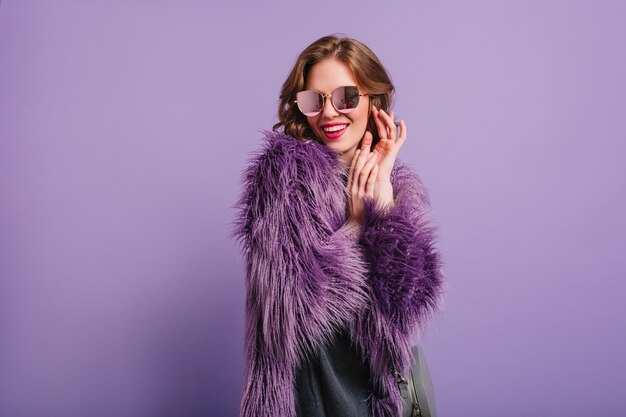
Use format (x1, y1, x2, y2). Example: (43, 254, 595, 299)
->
(273, 34, 395, 150)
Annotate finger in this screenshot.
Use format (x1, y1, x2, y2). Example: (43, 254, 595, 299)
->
(355, 131, 372, 175)
(391, 111, 401, 139)
(398, 119, 407, 146)
(350, 148, 360, 171)
(371, 106, 388, 140)
(378, 109, 398, 141)
(365, 163, 379, 198)
(352, 148, 368, 197)
(390, 110, 401, 141)
(372, 107, 388, 140)
(370, 148, 381, 162)
(358, 153, 378, 195)
(348, 148, 360, 191)
(378, 108, 396, 140)
(361, 129, 373, 151)
(356, 152, 376, 195)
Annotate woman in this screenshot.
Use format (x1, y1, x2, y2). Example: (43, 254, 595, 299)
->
(232, 35, 445, 417)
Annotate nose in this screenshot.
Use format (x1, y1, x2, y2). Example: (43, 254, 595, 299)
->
(320, 94, 339, 118)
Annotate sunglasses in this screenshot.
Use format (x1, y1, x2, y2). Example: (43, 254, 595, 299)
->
(295, 86, 369, 117)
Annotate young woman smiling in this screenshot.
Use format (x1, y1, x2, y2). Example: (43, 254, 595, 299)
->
(233, 34, 445, 417)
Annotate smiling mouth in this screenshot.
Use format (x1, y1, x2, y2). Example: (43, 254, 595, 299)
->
(321, 124, 349, 139)
(322, 124, 348, 133)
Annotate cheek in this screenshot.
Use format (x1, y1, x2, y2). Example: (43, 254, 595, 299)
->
(348, 110, 368, 138)
(353, 107, 369, 127)
(306, 116, 319, 131)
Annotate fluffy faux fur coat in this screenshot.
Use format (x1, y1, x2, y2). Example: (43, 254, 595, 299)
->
(231, 129, 445, 417)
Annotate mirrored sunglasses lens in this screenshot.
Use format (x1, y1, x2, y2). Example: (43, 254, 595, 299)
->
(296, 90, 323, 116)
(333, 86, 360, 112)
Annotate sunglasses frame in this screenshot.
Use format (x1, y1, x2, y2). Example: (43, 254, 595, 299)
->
(294, 86, 370, 117)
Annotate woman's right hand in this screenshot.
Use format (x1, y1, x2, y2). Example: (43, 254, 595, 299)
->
(347, 130, 379, 226)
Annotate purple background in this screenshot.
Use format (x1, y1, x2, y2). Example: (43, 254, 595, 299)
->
(1, 1, 625, 416)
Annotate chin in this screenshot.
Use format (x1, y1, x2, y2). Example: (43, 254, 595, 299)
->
(314, 128, 361, 155)
(322, 139, 349, 153)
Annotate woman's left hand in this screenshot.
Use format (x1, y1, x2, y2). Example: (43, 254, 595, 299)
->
(370, 105, 407, 211)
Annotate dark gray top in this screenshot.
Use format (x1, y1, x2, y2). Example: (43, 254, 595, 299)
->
(294, 326, 374, 417)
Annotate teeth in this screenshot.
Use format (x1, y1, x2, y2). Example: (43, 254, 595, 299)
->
(322, 124, 347, 133)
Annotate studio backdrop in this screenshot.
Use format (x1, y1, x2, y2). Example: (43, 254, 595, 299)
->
(1, 1, 624, 417)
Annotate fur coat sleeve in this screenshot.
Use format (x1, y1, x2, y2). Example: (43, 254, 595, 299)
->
(353, 159, 446, 416)
(231, 130, 445, 417)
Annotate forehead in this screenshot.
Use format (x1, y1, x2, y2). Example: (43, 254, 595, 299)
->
(305, 58, 357, 92)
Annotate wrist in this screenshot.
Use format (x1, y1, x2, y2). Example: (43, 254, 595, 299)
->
(374, 179, 394, 215)
(376, 174, 392, 186)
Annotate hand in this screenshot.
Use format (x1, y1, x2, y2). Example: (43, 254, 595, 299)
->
(370, 105, 407, 181)
(346, 131, 379, 226)
(369, 106, 407, 211)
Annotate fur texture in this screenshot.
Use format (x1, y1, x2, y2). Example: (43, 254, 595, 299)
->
(231, 130, 445, 417)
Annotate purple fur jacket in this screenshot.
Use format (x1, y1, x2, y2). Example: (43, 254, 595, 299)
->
(231, 129, 445, 417)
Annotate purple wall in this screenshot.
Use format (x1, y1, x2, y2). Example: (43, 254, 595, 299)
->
(1, 1, 625, 416)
